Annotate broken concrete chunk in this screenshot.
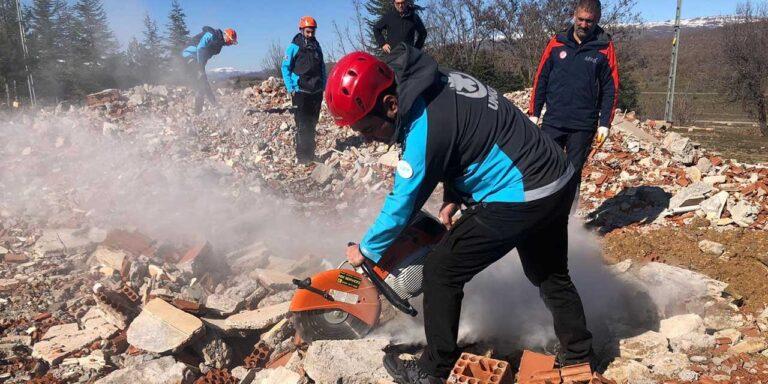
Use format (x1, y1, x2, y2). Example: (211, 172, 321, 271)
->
(177, 241, 213, 275)
(670, 332, 715, 353)
(34, 228, 93, 258)
(699, 191, 728, 220)
(257, 291, 294, 309)
(250, 268, 296, 291)
(81, 307, 120, 339)
(260, 318, 294, 349)
(310, 164, 335, 185)
(727, 338, 768, 355)
(304, 338, 391, 384)
(0, 278, 20, 292)
(127, 298, 205, 353)
(192, 329, 232, 369)
(378, 151, 400, 168)
(642, 351, 690, 377)
(619, 330, 669, 360)
(205, 274, 265, 316)
(729, 201, 759, 228)
(668, 182, 712, 210)
(251, 367, 302, 384)
(660, 314, 705, 339)
(698, 240, 725, 256)
(92, 246, 129, 272)
(94, 356, 194, 384)
(32, 323, 103, 365)
(603, 358, 655, 384)
(224, 301, 290, 331)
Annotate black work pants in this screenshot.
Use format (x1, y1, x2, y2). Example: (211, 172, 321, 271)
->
(185, 59, 215, 114)
(292, 91, 323, 163)
(418, 176, 593, 378)
(541, 124, 596, 178)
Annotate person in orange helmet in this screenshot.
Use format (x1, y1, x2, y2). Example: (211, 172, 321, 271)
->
(281, 16, 326, 163)
(183, 26, 238, 114)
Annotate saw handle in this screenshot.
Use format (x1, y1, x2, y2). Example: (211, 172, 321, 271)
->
(360, 260, 418, 317)
(292, 278, 335, 302)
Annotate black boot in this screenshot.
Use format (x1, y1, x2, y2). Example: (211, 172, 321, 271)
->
(384, 354, 445, 384)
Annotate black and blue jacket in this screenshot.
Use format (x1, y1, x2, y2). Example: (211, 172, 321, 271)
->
(182, 26, 226, 69)
(529, 25, 620, 130)
(281, 33, 326, 94)
(359, 45, 574, 263)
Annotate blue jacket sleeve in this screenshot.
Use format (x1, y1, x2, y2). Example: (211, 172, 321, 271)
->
(195, 32, 215, 68)
(359, 99, 439, 263)
(281, 43, 300, 93)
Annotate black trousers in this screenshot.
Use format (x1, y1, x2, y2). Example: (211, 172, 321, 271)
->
(292, 92, 323, 162)
(185, 59, 215, 114)
(418, 177, 593, 378)
(541, 124, 596, 177)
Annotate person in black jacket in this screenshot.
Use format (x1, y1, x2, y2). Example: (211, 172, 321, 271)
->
(529, 0, 619, 193)
(373, 0, 427, 54)
(281, 16, 326, 163)
(325, 45, 594, 384)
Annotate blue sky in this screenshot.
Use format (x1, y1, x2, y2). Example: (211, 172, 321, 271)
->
(35, 0, 742, 70)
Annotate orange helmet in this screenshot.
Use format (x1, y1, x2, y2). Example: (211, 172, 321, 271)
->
(299, 16, 317, 29)
(223, 28, 238, 45)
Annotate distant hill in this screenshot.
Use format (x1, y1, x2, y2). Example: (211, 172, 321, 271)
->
(207, 67, 267, 81)
(637, 16, 735, 38)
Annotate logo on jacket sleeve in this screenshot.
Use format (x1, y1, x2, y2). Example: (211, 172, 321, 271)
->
(559, 51, 568, 59)
(397, 160, 414, 179)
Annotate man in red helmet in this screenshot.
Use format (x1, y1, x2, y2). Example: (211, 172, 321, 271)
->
(282, 16, 326, 163)
(183, 26, 237, 114)
(326, 45, 594, 383)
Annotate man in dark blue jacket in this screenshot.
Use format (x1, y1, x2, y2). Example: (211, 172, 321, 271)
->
(529, 0, 619, 188)
(282, 16, 326, 163)
(373, 0, 428, 54)
(183, 26, 237, 114)
(326, 46, 594, 383)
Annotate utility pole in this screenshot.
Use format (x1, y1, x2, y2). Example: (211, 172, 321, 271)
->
(664, 0, 683, 123)
(4, 82, 9, 108)
(15, 0, 37, 106)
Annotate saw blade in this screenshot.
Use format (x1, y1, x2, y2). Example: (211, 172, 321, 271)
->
(293, 309, 374, 342)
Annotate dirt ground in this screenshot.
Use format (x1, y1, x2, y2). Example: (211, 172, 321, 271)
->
(602, 223, 768, 314)
(670, 125, 768, 163)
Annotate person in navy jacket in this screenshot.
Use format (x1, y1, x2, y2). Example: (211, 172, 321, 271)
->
(529, 0, 619, 194)
(182, 26, 237, 114)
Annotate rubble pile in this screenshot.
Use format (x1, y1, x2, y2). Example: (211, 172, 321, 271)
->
(503, 90, 768, 233)
(0, 83, 764, 383)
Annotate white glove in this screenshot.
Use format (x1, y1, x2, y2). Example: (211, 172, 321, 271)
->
(529, 115, 540, 126)
(596, 126, 610, 147)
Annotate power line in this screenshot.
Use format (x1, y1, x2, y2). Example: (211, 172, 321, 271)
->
(664, 0, 682, 123)
(15, 0, 36, 106)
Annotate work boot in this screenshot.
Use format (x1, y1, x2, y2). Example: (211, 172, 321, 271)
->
(384, 354, 445, 384)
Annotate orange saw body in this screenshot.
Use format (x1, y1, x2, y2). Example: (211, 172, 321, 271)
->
(289, 211, 446, 341)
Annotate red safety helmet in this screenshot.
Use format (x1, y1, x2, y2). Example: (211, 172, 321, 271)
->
(325, 52, 395, 126)
(299, 16, 317, 29)
(223, 28, 238, 45)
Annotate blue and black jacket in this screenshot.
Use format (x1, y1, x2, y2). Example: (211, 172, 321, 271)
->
(359, 45, 574, 263)
(529, 25, 620, 130)
(281, 33, 326, 94)
(182, 26, 226, 69)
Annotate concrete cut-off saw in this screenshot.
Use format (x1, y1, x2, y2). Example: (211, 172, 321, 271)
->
(289, 211, 446, 342)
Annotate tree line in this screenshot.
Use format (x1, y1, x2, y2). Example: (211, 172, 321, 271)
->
(330, 0, 642, 112)
(0, 0, 191, 105)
